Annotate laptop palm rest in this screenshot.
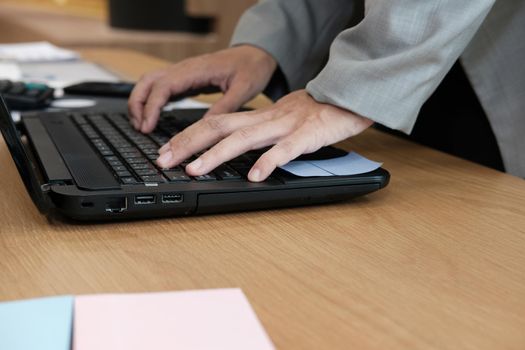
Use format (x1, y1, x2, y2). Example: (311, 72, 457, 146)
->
(41, 115, 120, 191)
(24, 117, 72, 183)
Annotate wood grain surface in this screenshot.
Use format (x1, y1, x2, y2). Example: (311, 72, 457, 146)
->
(1, 48, 524, 350)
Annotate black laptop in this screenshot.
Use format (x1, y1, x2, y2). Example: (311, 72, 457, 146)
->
(0, 96, 389, 221)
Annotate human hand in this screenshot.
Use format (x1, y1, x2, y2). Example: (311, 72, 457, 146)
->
(156, 90, 374, 182)
(128, 45, 277, 134)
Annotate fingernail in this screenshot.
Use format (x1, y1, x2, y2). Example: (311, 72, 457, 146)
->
(140, 119, 149, 133)
(156, 150, 173, 166)
(188, 158, 202, 171)
(159, 143, 170, 154)
(248, 168, 261, 182)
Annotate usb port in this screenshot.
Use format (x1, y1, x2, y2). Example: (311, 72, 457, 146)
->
(134, 195, 156, 205)
(162, 193, 183, 203)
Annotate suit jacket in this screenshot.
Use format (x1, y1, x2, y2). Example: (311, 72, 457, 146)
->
(230, 0, 525, 178)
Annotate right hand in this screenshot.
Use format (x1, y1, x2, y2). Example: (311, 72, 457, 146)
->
(128, 45, 277, 133)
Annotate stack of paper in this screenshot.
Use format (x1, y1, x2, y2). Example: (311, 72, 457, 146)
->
(0, 41, 79, 63)
(0, 62, 22, 80)
(0, 289, 274, 350)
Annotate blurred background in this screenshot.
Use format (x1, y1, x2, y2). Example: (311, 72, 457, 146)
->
(0, 0, 257, 62)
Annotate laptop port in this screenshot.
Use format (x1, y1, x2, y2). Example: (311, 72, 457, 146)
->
(162, 193, 183, 203)
(105, 197, 127, 213)
(134, 194, 156, 205)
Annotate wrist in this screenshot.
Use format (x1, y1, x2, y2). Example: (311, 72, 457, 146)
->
(234, 44, 277, 73)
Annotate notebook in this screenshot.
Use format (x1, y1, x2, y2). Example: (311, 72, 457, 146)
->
(0, 96, 389, 221)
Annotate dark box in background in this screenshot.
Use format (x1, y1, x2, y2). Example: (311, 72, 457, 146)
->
(108, 0, 212, 33)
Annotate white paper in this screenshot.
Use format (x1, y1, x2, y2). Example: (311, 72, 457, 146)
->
(0, 41, 79, 63)
(163, 98, 212, 110)
(280, 151, 382, 177)
(19, 61, 119, 89)
(0, 62, 22, 80)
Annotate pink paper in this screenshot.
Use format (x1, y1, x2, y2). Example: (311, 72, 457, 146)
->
(73, 289, 274, 350)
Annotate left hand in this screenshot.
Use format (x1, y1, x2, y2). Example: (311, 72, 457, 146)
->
(156, 90, 374, 182)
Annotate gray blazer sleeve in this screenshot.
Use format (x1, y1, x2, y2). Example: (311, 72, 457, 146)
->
(231, 0, 495, 133)
(230, 0, 364, 91)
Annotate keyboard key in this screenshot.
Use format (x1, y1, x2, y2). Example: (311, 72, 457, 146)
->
(121, 177, 138, 184)
(127, 157, 148, 164)
(229, 165, 251, 177)
(121, 152, 142, 158)
(72, 114, 88, 125)
(194, 174, 217, 181)
(163, 170, 191, 182)
(116, 170, 132, 177)
(140, 175, 165, 183)
(136, 169, 159, 176)
(140, 148, 158, 155)
(112, 165, 127, 172)
(215, 165, 242, 180)
(130, 163, 152, 170)
(115, 147, 137, 153)
(107, 159, 122, 166)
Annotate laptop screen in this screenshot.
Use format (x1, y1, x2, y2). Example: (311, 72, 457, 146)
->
(0, 96, 50, 214)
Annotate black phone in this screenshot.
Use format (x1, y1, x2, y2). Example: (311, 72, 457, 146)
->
(63, 81, 221, 100)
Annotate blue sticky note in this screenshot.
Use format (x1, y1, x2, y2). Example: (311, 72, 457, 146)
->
(279, 161, 332, 177)
(310, 152, 382, 176)
(0, 295, 74, 350)
(280, 151, 382, 177)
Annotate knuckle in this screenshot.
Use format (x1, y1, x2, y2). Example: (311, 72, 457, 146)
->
(202, 115, 225, 134)
(171, 133, 191, 149)
(202, 147, 224, 164)
(141, 69, 163, 82)
(151, 79, 169, 93)
(275, 140, 295, 155)
(236, 126, 255, 141)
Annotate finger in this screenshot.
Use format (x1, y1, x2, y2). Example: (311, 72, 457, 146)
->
(248, 129, 315, 182)
(140, 80, 173, 133)
(128, 70, 165, 129)
(141, 69, 225, 133)
(156, 110, 271, 169)
(204, 78, 256, 117)
(184, 114, 288, 176)
(157, 108, 265, 155)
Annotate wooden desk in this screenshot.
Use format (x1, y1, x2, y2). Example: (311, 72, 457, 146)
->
(0, 1, 255, 62)
(1, 48, 525, 350)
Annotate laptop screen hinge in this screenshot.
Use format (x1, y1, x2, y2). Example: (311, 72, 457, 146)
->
(41, 183, 52, 193)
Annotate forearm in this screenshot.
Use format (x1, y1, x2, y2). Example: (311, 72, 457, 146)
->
(230, 0, 362, 91)
(306, 0, 496, 133)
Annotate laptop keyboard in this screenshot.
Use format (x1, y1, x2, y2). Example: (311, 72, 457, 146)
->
(71, 111, 256, 185)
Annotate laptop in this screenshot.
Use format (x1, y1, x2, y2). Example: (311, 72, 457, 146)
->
(0, 96, 389, 221)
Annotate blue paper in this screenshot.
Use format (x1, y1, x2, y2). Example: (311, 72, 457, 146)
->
(280, 151, 382, 177)
(278, 161, 332, 177)
(0, 295, 74, 350)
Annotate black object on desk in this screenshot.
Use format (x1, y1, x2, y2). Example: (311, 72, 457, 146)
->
(63, 81, 222, 100)
(108, 0, 212, 33)
(0, 80, 54, 110)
